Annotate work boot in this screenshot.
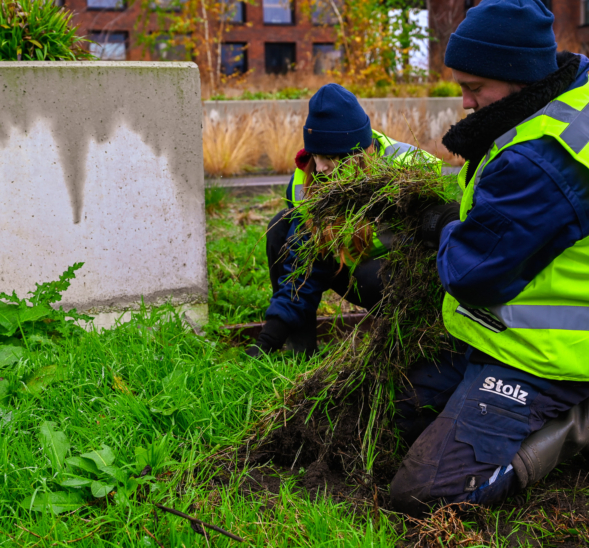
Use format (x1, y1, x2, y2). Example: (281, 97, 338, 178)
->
(285, 314, 318, 358)
(512, 398, 589, 489)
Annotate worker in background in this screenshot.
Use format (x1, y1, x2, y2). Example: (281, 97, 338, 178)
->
(390, 0, 589, 515)
(246, 84, 436, 357)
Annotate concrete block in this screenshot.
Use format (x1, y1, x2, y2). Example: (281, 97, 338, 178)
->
(0, 61, 207, 329)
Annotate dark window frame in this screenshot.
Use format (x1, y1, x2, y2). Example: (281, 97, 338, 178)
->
(86, 0, 127, 11)
(88, 30, 129, 60)
(311, 0, 339, 26)
(312, 42, 342, 74)
(150, 33, 189, 61)
(221, 42, 248, 75)
(263, 0, 295, 26)
(264, 42, 296, 74)
(222, 0, 246, 24)
(583, 0, 589, 26)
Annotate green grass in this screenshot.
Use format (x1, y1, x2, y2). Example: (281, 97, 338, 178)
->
(205, 187, 364, 327)
(0, 188, 585, 547)
(206, 188, 282, 326)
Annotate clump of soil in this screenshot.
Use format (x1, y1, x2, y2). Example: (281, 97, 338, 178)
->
(244, 366, 402, 510)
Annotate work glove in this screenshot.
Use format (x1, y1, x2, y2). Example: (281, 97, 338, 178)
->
(245, 316, 290, 358)
(420, 202, 461, 250)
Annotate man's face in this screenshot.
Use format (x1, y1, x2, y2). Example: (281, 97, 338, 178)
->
(452, 69, 526, 112)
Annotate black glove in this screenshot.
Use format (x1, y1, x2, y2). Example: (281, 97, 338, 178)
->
(421, 202, 461, 250)
(245, 317, 290, 357)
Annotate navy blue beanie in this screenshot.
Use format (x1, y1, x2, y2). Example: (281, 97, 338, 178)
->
(303, 84, 372, 155)
(445, 0, 558, 84)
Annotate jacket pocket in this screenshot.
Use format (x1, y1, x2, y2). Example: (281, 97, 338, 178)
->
(455, 400, 531, 467)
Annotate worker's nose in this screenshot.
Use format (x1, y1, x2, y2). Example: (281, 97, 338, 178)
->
(316, 160, 330, 173)
(462, 90, 478, 111)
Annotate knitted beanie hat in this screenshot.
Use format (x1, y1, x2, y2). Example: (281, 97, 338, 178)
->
(445, 0, 558, 84)
(303, 84, 372, 155)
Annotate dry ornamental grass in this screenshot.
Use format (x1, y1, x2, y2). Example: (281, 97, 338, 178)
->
(202, 104, 464, 177)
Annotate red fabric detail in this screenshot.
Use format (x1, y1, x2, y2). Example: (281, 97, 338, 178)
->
(295, 149, 312, 170)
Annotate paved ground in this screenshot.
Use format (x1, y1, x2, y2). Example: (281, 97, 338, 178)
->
(206, 167, 462, 189)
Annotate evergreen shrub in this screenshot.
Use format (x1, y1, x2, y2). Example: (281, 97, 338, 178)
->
(0, 0, 95, 61)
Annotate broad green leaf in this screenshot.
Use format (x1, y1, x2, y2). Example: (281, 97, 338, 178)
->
(18, 304, 51, 324)
(58, 476, 93, 488)
(23, 365, 67, 394)
(90, 480, 115, 498)
(39, 421, 69, 471)
(135, 446, 149, 470)
(21, 491, 84, 515)
(65, 456, 100, 476)
(0, 302, 19, 336)
(100, 465, 127, 483)
(81, 444, 115, 470)
(0, 345, 23, 367)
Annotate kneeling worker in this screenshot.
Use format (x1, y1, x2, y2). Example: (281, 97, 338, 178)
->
(246, 83, 436, 357)
(390, 0, 589, 515)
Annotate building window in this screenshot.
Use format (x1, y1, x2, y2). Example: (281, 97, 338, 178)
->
(150, 0, 185, 11)
(222, 0, 245, 23)
(89, 32, 127, 60)
(265, 42, 295, 74)
(221, 43, 248, 75)
(311, 0, 340, 25)
(152, 34, 187, 61)
(313, 43, 342, 74)
(87, 0, 125, 9)
(263, 0, 293, 25)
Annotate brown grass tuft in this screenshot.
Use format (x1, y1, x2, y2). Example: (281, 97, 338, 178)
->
(260, 109, 304, 174)
(202, 111, 263, 177)
(408, 504, 488, 547)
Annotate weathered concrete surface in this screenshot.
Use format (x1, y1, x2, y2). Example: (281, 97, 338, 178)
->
(0, 62, 207, 327)
(205, 97, 465, 140)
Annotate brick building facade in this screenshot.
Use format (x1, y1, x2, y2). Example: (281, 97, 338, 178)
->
(428, 0, 589, 79)
(66, 0, 588, 78)
(65, 0, 339, 75)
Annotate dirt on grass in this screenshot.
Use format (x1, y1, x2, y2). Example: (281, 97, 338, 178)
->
(231, 453, 589, 547)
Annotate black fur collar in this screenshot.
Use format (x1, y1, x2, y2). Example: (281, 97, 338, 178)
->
(442, 51, 581, 174)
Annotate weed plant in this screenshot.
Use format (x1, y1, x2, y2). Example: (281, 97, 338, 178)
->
(291, 150, 460, 373)
(245, 152, 462, 489)
(0, 0, 94, 61)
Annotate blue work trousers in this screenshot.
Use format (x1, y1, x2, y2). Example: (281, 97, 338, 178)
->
(390, 346, 589, 515)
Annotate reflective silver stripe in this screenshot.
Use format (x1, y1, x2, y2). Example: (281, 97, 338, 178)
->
(293, 183, 305, 203)
(474, 101, 585, 188)
(544, 100, 581, 124)
(494, 128, 518, 150)
(384, 141, 418, 158)
(559, 102, 589, 154)
(489, 304, 589, 331)
(521, 100, 581, 126)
